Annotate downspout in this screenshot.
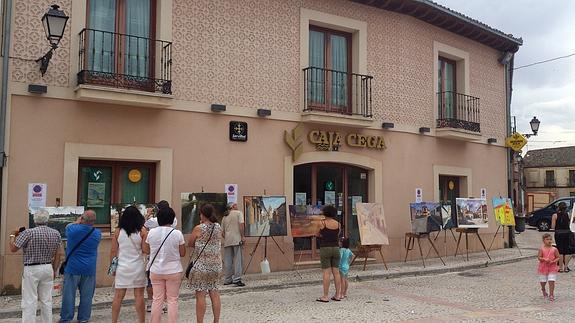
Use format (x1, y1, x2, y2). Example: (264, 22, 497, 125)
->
(0, 0, 12, 290)
(505, 54, 515, 247)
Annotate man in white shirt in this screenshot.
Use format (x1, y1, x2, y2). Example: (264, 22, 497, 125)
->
(222, 203, 245, 287)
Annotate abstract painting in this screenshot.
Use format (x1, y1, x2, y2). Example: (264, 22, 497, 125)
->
(492, 197, 516, 226)
(409, 202, 442, 233)
(28, 206, 84, 239)
(244, 196, 287, 237)
(456, 198, 488, 228)
(181, 193, 227, 234)
(289, 205, 323, 238)
(356, 203, 389, 245)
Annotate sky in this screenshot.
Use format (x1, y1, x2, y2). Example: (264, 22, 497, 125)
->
(435, 0, 575, 152)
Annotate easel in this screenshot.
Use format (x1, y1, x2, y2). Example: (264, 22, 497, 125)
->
(350, 245, 388, 271)
(454, 228, 492, 261)
(425, 228, 458, 259)
(487, 224, 522, 256)
(404, 232, 446, 268)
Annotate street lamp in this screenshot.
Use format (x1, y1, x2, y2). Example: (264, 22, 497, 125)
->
(528, 116, 540, 137)
(36, 4, 69, 77)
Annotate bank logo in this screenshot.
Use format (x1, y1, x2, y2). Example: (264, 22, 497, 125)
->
(284, 123, 304, 161)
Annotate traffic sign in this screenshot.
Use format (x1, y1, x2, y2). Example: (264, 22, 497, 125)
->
(505, 132, 527, 152)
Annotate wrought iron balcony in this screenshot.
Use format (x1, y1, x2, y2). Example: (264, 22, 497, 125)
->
(77, 29, 172, 94)
(303, 67, 373, 118)
(436, 91, 480, 132)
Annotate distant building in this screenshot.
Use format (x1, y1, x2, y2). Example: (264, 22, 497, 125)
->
(523, 146, 575, 199)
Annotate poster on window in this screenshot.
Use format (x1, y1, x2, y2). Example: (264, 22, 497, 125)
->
(325, 191, 336, 206)
(295, 192, 307, 206)
(28, 183, 47, 208)
(351, 196, 363, 216)
(29, 206, 84, 239)
(87, 182, 106, 208)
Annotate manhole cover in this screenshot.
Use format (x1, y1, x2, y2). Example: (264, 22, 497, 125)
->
(458, 271, 483, 277)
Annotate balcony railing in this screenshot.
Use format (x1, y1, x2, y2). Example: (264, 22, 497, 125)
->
(303, 67, 372, 118)
(436, 91, 480, 132)
(78, 29, 172, 94)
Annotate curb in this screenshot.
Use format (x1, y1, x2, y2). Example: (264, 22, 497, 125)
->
(0, 254, 535, 319)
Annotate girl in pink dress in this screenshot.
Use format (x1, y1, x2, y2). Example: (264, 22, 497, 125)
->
(538, 233, 560, 301)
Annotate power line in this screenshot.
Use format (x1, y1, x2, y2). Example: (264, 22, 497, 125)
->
(514, 52, 575, 70)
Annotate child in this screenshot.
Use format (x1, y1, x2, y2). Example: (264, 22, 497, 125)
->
(339, 237, 355, 299)
(538, 233, 559, 301)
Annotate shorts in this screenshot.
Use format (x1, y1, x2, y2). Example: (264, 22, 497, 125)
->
(539, 273, 557, 282)
(320, 247, 340, 269)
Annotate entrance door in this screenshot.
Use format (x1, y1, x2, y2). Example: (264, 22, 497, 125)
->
(293, 163, 368, 260)
(439, 176, 460, 221)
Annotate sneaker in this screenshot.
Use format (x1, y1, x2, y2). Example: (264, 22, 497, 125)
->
(146, 304, 152, 313)
(234, 281, 246, 287)
(223, 281, 233, 285)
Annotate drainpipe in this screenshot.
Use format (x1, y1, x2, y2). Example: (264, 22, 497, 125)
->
(0, 0, 12, 290)
(505, 53, 515, 247)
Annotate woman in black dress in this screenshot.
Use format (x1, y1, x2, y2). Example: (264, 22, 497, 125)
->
(551, 202, 573, 272)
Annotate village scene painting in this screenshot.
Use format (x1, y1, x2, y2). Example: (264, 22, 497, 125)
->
(244, 196, 287, 237)
(409, 202, 443, 233)
(110, 203, 156, 234)
(28, 206, 84, 239)
(456, 198, 488, 228)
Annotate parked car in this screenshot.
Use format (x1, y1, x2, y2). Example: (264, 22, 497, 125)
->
(527, 197, 575, 231)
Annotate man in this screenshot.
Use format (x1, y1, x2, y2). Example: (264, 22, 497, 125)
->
(222, 203, 246, 287)
(60, 210, 102, 323)
(9, 209, 61, 323)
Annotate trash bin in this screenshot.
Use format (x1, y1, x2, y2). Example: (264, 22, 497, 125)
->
(515, 216, 526, 233)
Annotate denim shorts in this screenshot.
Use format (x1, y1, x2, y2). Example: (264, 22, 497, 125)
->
(320, 247, 340, 269)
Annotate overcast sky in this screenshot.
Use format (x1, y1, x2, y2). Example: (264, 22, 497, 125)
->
(435, 0, 575, 152)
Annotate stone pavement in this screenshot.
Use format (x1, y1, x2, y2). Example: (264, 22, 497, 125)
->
(0, 228, 541, 320)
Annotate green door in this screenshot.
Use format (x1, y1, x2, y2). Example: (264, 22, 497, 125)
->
(79, 166, 113, 224)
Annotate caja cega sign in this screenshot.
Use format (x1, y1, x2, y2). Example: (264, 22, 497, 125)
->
(308, 130, 386, 151)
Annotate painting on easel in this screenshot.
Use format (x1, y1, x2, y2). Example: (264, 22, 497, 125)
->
(356, 203, 389, 245)
(181, 193, 227, 234)
(456, 198, 488, 228)
(440, 203, 457, 229)
(492, 197, 515, 226)
(110, 203, 156, 234)
(570, 206, 575, 232)
(409, 202, 442, 233)
(289, 205, 323, 238)
(244, 196, 288, 237)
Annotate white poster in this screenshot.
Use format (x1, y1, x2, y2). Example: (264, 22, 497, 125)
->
(415, 188, 423, 203)
(351, 196, 363, 216)
(225, 184, 238, 204)
(28, 183, 47, 208)
(295, 192, 306, 206)
(480, 188, 487, 199)
(325, 191, 336, 206)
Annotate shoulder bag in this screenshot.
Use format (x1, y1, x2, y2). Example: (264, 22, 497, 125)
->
(185, 224, 215, 279)
(59, 227, 96, 276)
(146, 228, 175, 278)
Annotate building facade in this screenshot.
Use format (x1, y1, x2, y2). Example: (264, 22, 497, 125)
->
(0, 0, 521, 291)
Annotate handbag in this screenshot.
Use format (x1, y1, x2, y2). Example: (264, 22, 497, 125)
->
(107, 256, 118, 276)
(185, 224, 215, 279)
(146, 228, 175, 278)
(59, 227, 96, 276)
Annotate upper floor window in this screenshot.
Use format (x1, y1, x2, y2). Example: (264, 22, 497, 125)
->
(545, 170, 555, 187)
(438, 57, 456, 119)
(569, 170, 575, 187)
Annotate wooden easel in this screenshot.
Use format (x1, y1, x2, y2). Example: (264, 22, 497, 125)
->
(454, 228, 492, 261)
(350, 245, 388, 271)
(425, 228, 458, 258)
(487, 224, 523, 256)
(404, 232, 446, 268)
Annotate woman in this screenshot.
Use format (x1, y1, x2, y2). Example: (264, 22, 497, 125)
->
(110, 206, 148, 323)
(188, 204, 223, 323)
(551, 202, 573, 272)
(316, 205, 342, 302)
(143, 207, 186, 323)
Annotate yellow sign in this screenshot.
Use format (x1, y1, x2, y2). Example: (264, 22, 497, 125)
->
(505, 132, 527, 152)
(128, 169, 142, 183)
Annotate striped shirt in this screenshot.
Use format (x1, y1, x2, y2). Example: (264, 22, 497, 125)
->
(14, 226, 61, 265)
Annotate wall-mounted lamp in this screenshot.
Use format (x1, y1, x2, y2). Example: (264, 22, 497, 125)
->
(257, 108, 271, 117)
(419, 127, 430, 134)
(210, 104, 226, 112)
(487, 138, 497, 144)
(36, 5, 69, 77)
(381, 122, 394, 129)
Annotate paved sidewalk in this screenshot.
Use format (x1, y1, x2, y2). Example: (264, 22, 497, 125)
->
(0, 241, 534, 319)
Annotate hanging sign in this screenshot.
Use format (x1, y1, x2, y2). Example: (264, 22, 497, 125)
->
(225, 184, 238, 204)
(505, 132, 527, 152)
(28, 183, 47, 208)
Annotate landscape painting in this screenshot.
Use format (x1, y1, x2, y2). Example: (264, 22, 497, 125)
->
(456, 198, 488, 228)
(492, 197, 516, 226)
(409, 202, 442, 233)
(110, 204, 156, 234)
(28, 206, 84, 239)
(289, 205, 323, 238)
(356, 203, 389, 245)
(244, 196, 287, 237)
(181, 193, 227, 234)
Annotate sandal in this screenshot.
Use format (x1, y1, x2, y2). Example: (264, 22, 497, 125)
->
(549, 295, 555, 301)
(558, 269, 564, 273)
(331, 296, 341, 301)
(565, 267, 571, 272)
(316, 298, 329, 303)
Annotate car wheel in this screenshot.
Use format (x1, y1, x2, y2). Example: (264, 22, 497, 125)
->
(538, 220, 551, 231)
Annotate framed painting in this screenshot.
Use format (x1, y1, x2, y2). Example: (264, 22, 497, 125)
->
(356, 203, 389, 245)
(244, 196, 288, 237)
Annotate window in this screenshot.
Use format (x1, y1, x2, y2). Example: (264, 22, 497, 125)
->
(569, 170, 575, 187)
(545, 170, 555, 187)
(78, 160, 156, 225)
(438, 57, 456, 119)
(307, 26, 352, 113)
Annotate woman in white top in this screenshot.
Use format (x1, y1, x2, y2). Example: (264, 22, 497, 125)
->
(110, 206, 148, 323)
(143, 207, 186, 323)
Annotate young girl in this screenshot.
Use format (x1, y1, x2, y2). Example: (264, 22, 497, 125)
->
(538, 233, 559, 301)
(339, 237, 355, 299)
